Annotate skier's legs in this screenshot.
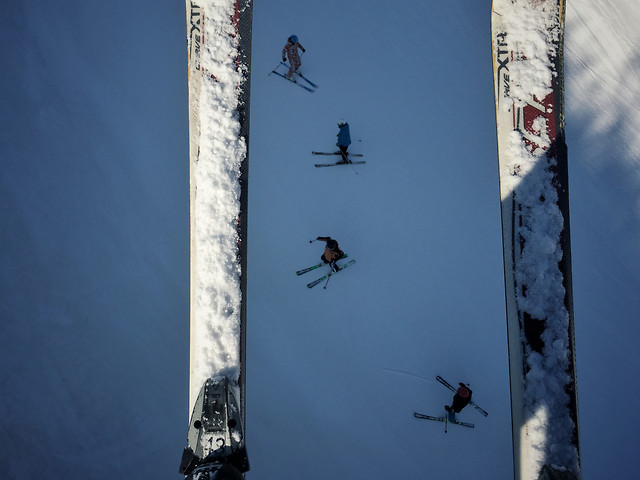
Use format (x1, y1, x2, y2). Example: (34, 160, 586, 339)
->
(322, 254, 339, 271)
(287, 53, 301, 77)
(338, 145, 349, 163)
(447, 410, 456, 423)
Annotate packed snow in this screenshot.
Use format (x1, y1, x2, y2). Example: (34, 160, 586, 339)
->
(498, 1, 560, 107)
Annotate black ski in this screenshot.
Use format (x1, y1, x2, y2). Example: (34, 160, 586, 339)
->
(296, 254, 348, 276)
(414, 412, 474, 429)
(312, 151, 363, 157)
(436, 376, 488, 417)
(307, 259, 356, 289)
(315, 161, 366, 168)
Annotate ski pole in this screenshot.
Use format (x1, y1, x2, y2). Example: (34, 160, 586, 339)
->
(323, 273, 331, 289)
(268, 61, 286, 76)
(341, 151, 359, 176)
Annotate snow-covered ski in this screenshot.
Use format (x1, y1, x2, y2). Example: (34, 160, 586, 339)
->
(306, 259, 356, 289)
(436, 376, 488, 417)
(185, 0, 251, 458)
(315, 161, 366, 168)
(270, 69, 315, 92)
(492, 1, 580, 478)
(312, 151, 364, 157)
(296, 254, 349, 276)
(414, 412, 474, 429)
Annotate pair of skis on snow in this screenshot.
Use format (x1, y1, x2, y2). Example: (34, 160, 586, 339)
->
(296, 255, 355, 289)
(271, 62, 318, 92)
(312, 151, 366, 168)
(413, 376, 488, 432)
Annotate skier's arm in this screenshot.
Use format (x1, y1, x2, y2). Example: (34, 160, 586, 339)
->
(316, 236, 332, 242)
(282, 45, 287, 61)
(297, 42, 306, 53)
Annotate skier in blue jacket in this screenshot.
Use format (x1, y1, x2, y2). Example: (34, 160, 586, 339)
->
(336, 118, 351, 163)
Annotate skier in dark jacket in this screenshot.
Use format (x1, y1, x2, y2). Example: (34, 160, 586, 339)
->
(282, 35, 305, 79)
(336, 119, 351, 163)
(445, 383, 473, 414)
(316, 236, 345, 272)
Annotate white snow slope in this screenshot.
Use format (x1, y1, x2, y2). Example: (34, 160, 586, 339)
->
(565, 1, 640, 479)
(1, 1, 189, 479)
(246, 1, 640, 479)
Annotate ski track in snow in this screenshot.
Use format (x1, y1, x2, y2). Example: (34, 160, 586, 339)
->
(567, 2, 640, 160)
(565, 1, 640, 478)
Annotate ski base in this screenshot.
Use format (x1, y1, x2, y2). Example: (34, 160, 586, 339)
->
(413, 412, 474, 429)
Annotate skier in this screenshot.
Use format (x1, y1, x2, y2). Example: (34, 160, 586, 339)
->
(282, 35, 305, 79)
(445, 383, 473, 415)
(316, 236, 345, 272)
(336, 119, 351, 163)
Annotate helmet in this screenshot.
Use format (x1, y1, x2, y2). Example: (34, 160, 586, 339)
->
(457, 386, 470, 398)
(289, 35, 298, 44)
(337, 118, 346, 126)
(327, 239, 338, 251)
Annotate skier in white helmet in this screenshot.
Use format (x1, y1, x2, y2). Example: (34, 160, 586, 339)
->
(282, 35, 306, 79)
